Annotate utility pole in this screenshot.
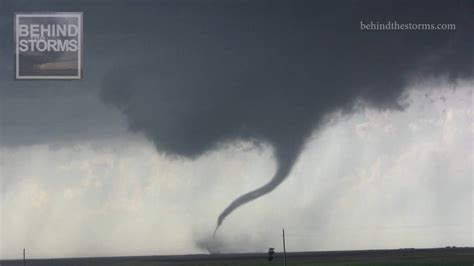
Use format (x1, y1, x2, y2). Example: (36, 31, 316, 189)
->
(23, 248, 26, 266)
(282, 229, 287, 266)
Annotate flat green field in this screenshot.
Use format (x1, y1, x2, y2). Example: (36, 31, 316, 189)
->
(63, 258, 474, 266)
(1, 248, 473, 266)
(103, 258, 474, 266)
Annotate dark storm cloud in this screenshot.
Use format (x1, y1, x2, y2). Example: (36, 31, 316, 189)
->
(1, 0, 472, 229)
(0, 1, 126, 146)
(99, 0, 473, 229)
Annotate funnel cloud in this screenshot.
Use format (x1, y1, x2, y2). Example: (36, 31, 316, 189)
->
(100, 0, 473, 233)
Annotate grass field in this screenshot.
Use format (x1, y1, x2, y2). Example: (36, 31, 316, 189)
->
(1, 248, 473, 266)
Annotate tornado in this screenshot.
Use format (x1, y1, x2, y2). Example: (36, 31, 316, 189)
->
(214, 141, 304, 235)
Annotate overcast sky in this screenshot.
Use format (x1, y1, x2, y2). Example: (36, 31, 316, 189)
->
(0, 0, 473, 259)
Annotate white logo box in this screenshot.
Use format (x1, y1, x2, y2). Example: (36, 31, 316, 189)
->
(15, 12, 83, 79)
